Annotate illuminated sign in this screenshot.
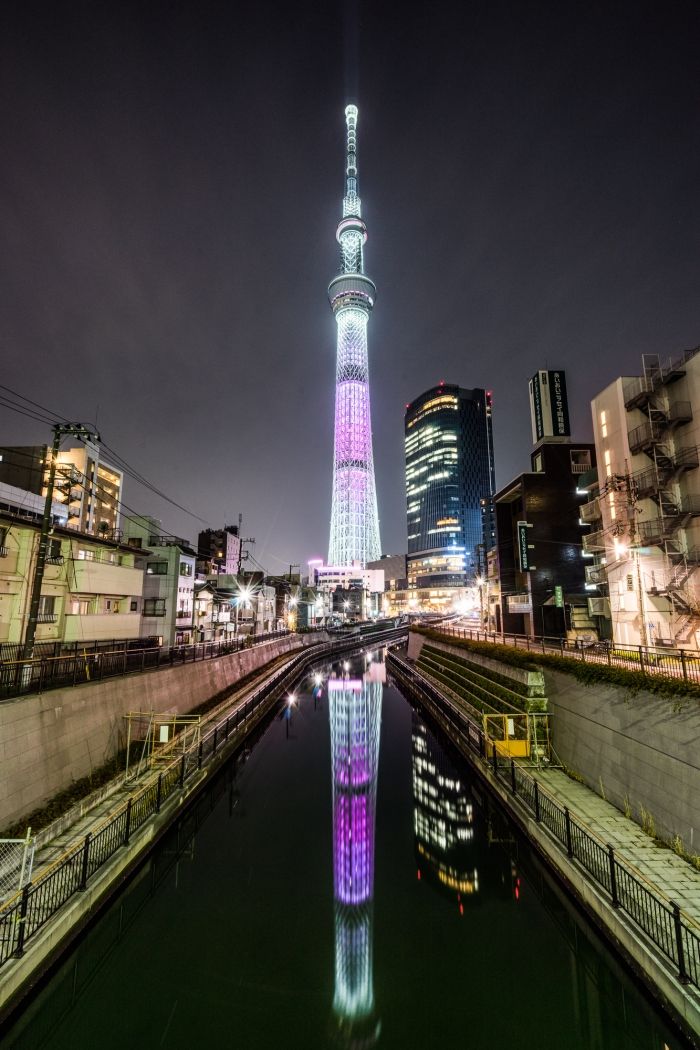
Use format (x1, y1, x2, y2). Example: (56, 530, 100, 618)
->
(517, 521, 533, 572)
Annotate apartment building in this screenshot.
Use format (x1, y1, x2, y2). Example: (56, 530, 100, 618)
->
(590, 348, 700, 647)
(0, 509, 144, 650)
(0, 443, 123, 536)
(123, 516, 197, 646)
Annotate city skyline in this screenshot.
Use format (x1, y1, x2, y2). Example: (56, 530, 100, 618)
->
(1, 4, 698, 568)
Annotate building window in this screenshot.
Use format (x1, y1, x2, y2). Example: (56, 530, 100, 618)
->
(626, 574, 634, 592)
(147, 561, 169, 575)
(143, 598, 166, 617)
(179, 562, 192, 577)
(70, 598, 93, 615)
(105, 599, 121, 614)
(533, 452, 543, 472)
(130, 600, 138, 612)
(600, 410, 608, 438)
(38, 595, 58, 622)
(77, 548, 96, 561)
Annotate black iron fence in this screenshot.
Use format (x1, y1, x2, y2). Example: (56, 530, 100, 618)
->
(431, 623, 700, 687)
(388, 650, 700, 991)
(0, 627, 408, 969)
(0, 630, 293, 701)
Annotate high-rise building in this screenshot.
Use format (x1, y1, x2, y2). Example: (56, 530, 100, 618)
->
(405, 384, 495, 608)
(328, 105, 380, 568)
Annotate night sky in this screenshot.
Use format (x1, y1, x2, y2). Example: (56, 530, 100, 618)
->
(2, 2, 698, 569)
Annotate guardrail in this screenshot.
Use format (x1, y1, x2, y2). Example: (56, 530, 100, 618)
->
(429, 623, 700, 686)
(0, 627, 407, 969)
(388, 650, 700, 990)
(0, 630, 294, 702)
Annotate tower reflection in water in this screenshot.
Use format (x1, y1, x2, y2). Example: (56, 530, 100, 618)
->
(412, 713, 479, 904)
(328, 657, 383, 1048)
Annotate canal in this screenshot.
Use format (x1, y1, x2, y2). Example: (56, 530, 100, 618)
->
(2, 648, 689, 1049)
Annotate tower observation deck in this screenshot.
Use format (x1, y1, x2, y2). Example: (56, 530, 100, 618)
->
(328, 105, 381, 567)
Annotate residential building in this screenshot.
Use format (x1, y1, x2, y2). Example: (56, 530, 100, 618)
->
(197, 526, 242, 576)
(0, 505, 145, 651)
(590, 348, 700, 648)
(405, 384, 495, 611)
(0, 443, 123, 536)
(123, 516, 197, 646)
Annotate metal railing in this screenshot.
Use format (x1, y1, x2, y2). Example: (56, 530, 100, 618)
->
(0, 627, 407, 968)
(0, 630, 294, 701)
(388, 651, 700, 990)
(427, 623, 700, 686)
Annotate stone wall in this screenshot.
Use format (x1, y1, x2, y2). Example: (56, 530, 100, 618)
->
(0, 633, 326, 828)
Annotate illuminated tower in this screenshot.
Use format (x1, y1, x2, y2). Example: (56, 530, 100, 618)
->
(328, 674, 382, 1047)
(328, 105, 381, 567)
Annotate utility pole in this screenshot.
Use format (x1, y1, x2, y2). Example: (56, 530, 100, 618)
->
(22, 423, 99, 666)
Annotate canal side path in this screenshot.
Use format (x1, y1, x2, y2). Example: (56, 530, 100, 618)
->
(389, 650, 700, 1043)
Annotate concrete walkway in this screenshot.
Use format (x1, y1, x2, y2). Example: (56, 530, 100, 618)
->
(536, 766, 700, 928)
(26, 648, 294, 878)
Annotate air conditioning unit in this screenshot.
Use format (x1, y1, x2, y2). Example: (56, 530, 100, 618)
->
(588, 597, 611, 617)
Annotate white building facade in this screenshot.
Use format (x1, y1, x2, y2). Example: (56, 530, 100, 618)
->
(590, 349, 700, 648)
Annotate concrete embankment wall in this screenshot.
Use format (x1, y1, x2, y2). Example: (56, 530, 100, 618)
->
(0, 633, 326, 829)
(408, 630, 700, 851)
(545, 669, 699, 852)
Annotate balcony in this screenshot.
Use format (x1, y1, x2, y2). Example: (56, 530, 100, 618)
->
(45, 554, 64, 565)
(667, 400, 693, 427)
(70, 561, 143, 596)
(63, 612, 141, 642)
(636, 498, 700, 546)
(585, 563, 607, 586)
(582, 530, 606, 553)
(37, 612, 58, 624)
(674, 446, 700, 474)
(628, 421, 664, 455)
(580, 499, 602, 523)
(0, 546, 7, 557)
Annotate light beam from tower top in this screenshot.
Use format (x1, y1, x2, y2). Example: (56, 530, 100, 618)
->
(343, 104, 361, 220)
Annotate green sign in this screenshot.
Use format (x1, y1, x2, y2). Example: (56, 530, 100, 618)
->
(554, 585, 563, 608)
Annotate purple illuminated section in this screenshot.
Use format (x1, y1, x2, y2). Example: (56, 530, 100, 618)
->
(329, 677, 381, 907)
(329, 672, 382, 1024)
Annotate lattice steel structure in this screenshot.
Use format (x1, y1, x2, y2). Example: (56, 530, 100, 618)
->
(328, 675, 382, 1047)
(328, 105, 381, 567)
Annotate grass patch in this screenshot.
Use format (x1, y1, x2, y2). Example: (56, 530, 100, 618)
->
(412, 627, 700, 700)
(0, 748, 131, 839)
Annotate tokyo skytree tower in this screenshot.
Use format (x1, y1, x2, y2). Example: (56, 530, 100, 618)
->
(328, 105, 381, 566)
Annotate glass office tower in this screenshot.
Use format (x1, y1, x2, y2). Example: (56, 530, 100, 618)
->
(405, 384, 495, 609)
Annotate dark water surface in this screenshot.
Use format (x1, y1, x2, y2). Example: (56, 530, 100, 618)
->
(4, 651, 688, 1049)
